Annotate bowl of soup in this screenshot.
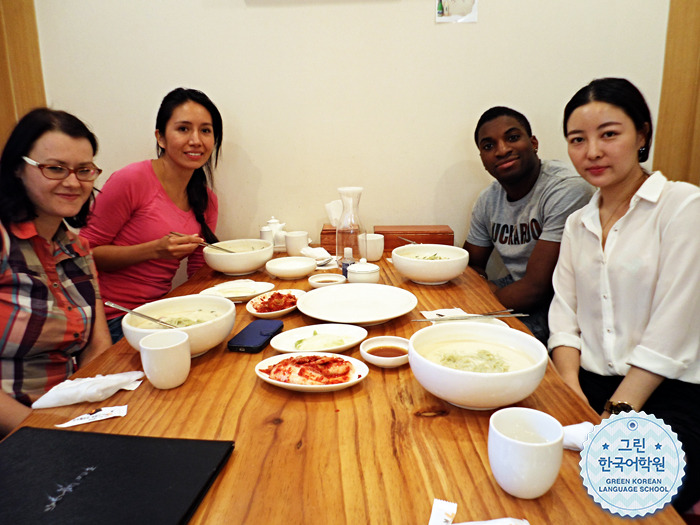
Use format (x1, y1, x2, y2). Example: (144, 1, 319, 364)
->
(203, 239, 274, 276)
(391, 244, 468, 285)
(122, 294, 236, 357)
(409, 322, 547, 410)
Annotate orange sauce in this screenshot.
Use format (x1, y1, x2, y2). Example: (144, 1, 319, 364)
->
(368, 346, 408, 358)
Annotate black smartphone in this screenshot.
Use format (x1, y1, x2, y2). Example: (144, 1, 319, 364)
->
(227, 319, 283, 353)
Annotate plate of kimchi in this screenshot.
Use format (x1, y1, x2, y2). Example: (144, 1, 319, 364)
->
(255, 352, 369, 392)
(246, 289, 306, 319)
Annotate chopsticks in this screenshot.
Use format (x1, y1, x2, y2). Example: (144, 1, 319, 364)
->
(411, 312, 529, 322)
(169, 231, 235, 253)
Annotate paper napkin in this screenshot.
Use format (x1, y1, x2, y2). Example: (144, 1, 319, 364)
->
(563, 421, 595, 451)
(429, 498, 530, 525)
(32, 371, 144, 409)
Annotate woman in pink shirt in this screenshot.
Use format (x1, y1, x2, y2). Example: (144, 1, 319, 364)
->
(82, 88, 223, 343)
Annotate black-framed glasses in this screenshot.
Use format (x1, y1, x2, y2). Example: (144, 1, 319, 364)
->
(22, 156, 102, 182)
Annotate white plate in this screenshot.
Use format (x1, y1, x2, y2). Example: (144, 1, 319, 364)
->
(296, 283, 418, 326)
(246, 289, 306, 319)
(199, 280, 274, 301)
(270, 324, 368, 353)
(255, 352, 369, 392)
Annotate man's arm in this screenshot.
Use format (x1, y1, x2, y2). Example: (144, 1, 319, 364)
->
(463, 241, 492, 279)
(492, 239, 560, 312)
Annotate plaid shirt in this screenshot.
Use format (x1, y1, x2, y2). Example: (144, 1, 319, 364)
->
(0, 221, 100, 406)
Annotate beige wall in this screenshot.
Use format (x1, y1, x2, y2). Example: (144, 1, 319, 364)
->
(33, 0, 669, 245)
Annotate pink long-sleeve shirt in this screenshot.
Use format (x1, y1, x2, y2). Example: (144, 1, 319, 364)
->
(81, 160, 218, 319)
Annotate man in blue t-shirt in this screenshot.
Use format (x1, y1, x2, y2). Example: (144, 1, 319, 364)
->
(464, 106, 593, 344)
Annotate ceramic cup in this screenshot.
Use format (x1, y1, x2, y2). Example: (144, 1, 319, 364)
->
(285, 231, 309, 256)
(488, 407, 563, 499)
(139, 330, 191, 389)
(359, 233, 384, 262)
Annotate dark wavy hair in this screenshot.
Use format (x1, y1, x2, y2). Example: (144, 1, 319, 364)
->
(474, 106, 533, 145)
(155, 88, 223, 244)
(0, 108, 98, 228)
(563, 78, 653, 162)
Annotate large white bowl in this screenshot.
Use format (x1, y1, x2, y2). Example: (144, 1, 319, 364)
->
(391, 244, 469, 285)
(204, 239, 274, 276)
(122, 294, 236, 357)
(409, 322, 548, 410)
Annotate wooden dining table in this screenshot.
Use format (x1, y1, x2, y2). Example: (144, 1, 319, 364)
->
(16, 256, 684, 524)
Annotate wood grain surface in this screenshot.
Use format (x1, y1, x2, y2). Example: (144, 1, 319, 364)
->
(15, 258, 684, 524)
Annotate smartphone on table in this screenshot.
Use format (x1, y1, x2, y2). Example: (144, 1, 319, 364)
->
(227, 319, 283, 353)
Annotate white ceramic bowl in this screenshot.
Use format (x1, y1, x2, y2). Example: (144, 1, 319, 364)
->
(391, 244, 469, 285)
(122, 294, 236, 357)
(266, 256, 317, 280)
(308, 273, 347, 288)
(360, 336, 409, 368)
(409, 322, 548, 410)
(204, 239, 274, 276)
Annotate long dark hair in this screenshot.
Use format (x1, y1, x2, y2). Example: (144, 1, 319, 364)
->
(0, 108, 98, 228)
(155, 88, 223, 244)
(563, 78, 653, 162)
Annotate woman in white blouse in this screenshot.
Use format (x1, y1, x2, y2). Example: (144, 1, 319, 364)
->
(549, 77, 700, 513)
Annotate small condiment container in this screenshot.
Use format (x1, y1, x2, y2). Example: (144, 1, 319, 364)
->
(346, 258, 380, 284)
(360, 336, 409, 368)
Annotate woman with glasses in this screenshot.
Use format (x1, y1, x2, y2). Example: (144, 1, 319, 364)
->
(81, 88, 222, 343)
(0, 108, 111, 436)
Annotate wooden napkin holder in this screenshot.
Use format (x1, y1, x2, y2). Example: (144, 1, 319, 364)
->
(319, 224, 454, 254)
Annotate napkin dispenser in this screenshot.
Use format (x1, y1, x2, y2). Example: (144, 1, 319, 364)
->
(320, 224, 454, 254)
(374, 225, 454, 251)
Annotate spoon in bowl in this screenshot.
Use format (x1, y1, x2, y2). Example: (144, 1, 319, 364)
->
(105, 301, 178, 329)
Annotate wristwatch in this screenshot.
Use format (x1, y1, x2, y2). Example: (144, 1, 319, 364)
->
(604, 399, 636, 414)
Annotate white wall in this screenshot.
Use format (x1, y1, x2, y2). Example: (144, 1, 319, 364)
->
(34, 0, 669, 246)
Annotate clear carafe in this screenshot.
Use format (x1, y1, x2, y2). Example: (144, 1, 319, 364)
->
(335, 187, 366, 264)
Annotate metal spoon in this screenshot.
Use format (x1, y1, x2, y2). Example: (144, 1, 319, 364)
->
(397, 236, 418, 245)
(106, 301, 178, 329)
(169, 231, 236, 254)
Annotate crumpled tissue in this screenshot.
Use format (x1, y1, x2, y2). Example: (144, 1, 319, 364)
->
(563, 421, 594, 451)
(32, 371, 144, 409)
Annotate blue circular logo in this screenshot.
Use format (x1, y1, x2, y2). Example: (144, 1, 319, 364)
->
(580, 412, 685, 517)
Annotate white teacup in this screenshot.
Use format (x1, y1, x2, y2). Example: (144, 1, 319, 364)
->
(139, 330, 191, 389)
(285, 231, 309, 256)
(488, 407, 563, 499)
(359, 233, 384, 262)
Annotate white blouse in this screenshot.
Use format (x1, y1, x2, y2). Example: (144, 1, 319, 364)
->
(548, 172, 700, 383)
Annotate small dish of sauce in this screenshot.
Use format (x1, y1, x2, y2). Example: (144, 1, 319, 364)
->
(360, 336, 410, 368)
(367, 346, 408, 358)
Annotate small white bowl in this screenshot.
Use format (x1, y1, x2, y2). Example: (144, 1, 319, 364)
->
(203, 239, 274, 276)
(391, 244, 469, 285)
(266, 257, 317, 280)
(308, 273, 347, 288)
(360, 336, 409, 368)
(246, 289, 306, 319)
